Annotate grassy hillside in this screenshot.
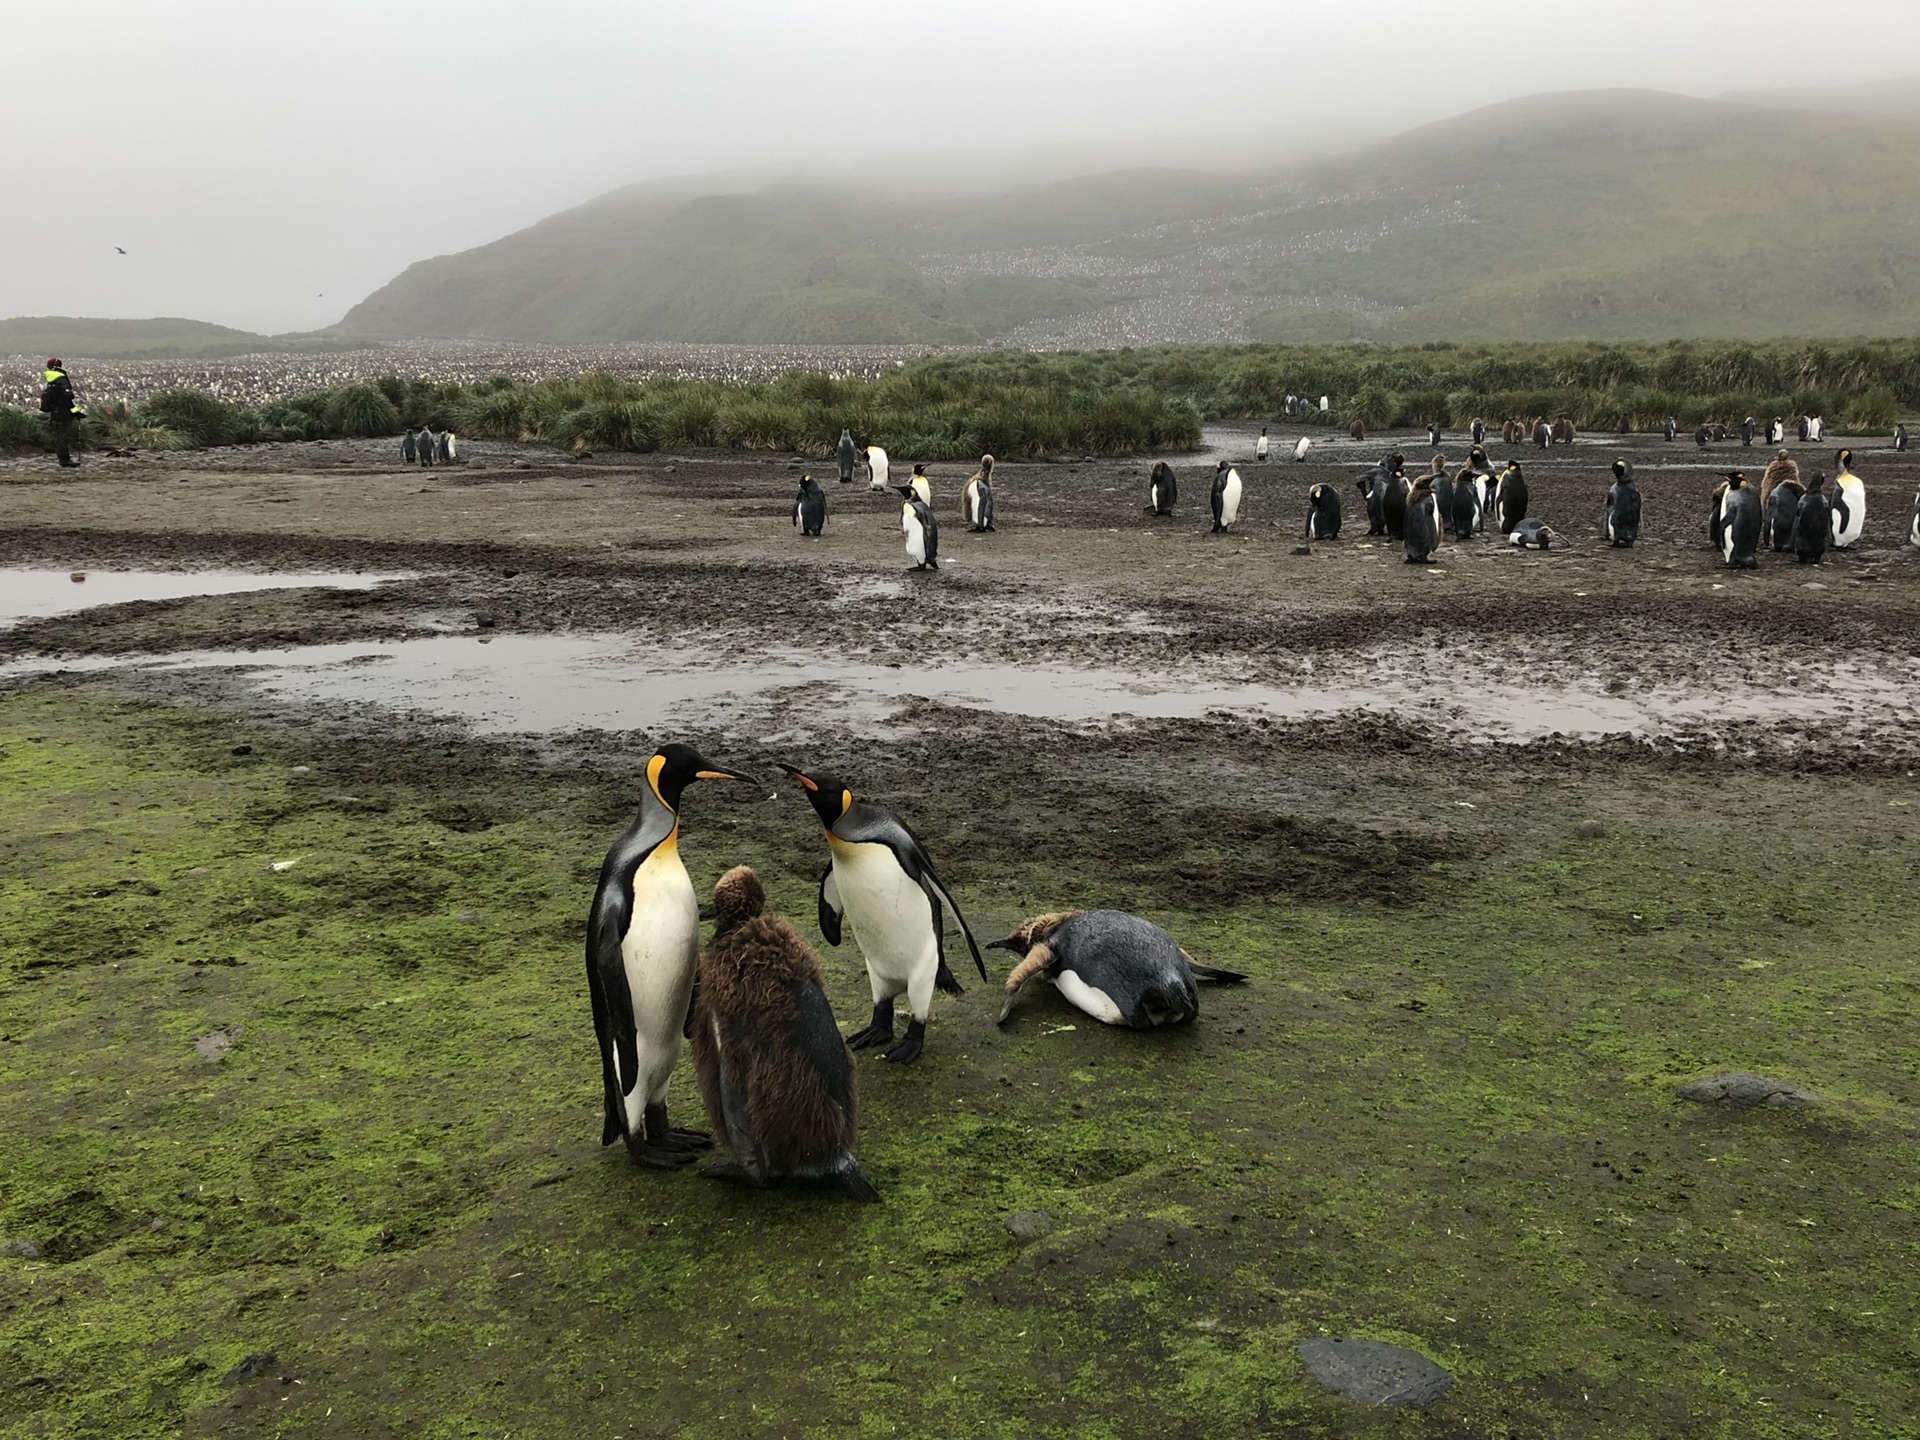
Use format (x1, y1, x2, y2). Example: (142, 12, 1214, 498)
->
(0, 317, 366, 361)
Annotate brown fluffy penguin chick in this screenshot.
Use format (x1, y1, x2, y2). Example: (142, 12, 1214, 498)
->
(689, 867, 879, 1202)
(1760, 447, 1801, 508)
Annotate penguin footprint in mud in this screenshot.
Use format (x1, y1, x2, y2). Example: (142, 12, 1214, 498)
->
(689, 867, 879, 1202)
(990, 910, 1247, 1029)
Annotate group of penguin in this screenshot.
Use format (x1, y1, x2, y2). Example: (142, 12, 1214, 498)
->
(1708, 447, 1875, 568)
(795, 449, 997, 571)
(587, 746, 1245, 1202)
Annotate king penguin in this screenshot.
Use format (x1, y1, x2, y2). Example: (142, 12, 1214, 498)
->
(961, 460, 995, 532)
(1403, 474, 1441, 562)
(896, 484, 939, 570)
(688, 866, 879, 1201)
(1306, 482, 1342, 540)
(864, 444, 891, 494)
(908, 461, 932, 508)
(989, 910, 1246, 1029)
(1292, 435, 1312, 462)
(1210, 459, 1243, 533)
(793, 474, 825, 538)
(1508, 517, 1554, 550)
(1719, 472, 1761, 568)
(1906, 485, 1919, 547)
(586, 744, 755, 1168)
(1829, 449, 1866, 548)
(1147, 460, 1177, 517)
(1604, 458, 1640, 547)
(1794, 473, 1831, 564)
(1766, 475, 1804, 552)
(1496, 461, 1530, 535)
(778, 763, 986, 1063)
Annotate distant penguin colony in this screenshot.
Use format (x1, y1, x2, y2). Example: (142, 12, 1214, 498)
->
(1718, 472, 1761, 568)
(1604, 459, 1639, 546)
(1210, 459, 1243, 533)
(896, 484, 939, 570)
(1829, 449, 1865, 548)
(990, 910, 1246, 1029)
(586, 745, 753, 1168)
(780, 763, 985, 1064)
(1306, 482, 1342, 541)
(689, 866, 879, 1201)
(793, 474, 825, 537)
(961, 455, 994, 530)
(1147, 460, 1177, 517)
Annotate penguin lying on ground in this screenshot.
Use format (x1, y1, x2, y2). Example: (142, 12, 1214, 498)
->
(1306, 482, 1342, 540)
(1718, 472, 1760, 568)
(1210, 459, 1243, 533)
(1766, 477, 1804, 552)
(793, 474, 825, 537)
(1147, 460, 1177, 517)
(586, 744, 755, 1168)
(1508, 517, 1554, 550)
(989, 910, 1246, 1029)
(1829, 449, 1865, 548)
(779, 764, 985, 1063)
(896, 485, 939, 570)
(1604, 459, 1639, 547)
(864, 444, 891, 494)
(1404, 474, 1441, 562)
(689, 866, 879, 1202)
(1795, 474, 1831, 563)
(1496, 461, 1529, 534)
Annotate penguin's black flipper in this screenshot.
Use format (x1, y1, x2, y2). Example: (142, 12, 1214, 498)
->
(587, 902, 640, 1147)
(910, 849, 985, 980)
(817, 863, 843, 946)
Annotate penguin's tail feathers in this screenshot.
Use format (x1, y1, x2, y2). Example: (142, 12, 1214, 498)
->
(835, 1162, 881, 1204)
(1187, 961, 1249, 985)
(935, 956, 964, 995)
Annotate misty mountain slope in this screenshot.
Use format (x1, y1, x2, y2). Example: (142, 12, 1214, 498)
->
(336, 89, 1920, 346)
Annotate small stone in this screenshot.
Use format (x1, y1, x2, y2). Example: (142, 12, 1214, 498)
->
(290, 765, 310, 775)
(69, 571, 85, 583)
(1006, 1210, 1054, 1242)
(475, 613, 497, 629)
(230, 745, 253, 756)
(466, 459, 486, 469)
(1573, 820, 1607, 839)
(512, 460, 530, 470)
(1298, 1338, 1453, 1407)
(1802, 582, 1827, 590)
(222, 1352, 277, 1387)
(3, 1238, 44, 1259)
(454, 912, 484, 923)
(195, 1030, 235, 1063)
(1678, 1072, 1818, 1107)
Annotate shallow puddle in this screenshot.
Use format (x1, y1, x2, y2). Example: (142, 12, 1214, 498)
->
(0, 568, 408, 626)
(4, 631, 1913, 741)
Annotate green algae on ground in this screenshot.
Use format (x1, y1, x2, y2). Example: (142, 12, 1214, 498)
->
(2, 692, 1917, 1439)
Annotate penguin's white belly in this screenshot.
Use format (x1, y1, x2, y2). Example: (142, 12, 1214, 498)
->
(1220, 474, 1242, 525)
(904, 515, 928, 565)
(1055, 970, 1125, 1026)
(617, 848, 699, 1117)
(831, 842, 935, 984)
(1294, 437, 1311, 461)
(869, 449, 890, 491)
(1832, 480, 1865, 545)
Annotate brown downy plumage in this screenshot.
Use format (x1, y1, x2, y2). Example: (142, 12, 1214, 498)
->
(960, 453, 994, 521)
(992, 911, 1082, 993)
(689, 866, 878, 1201)
(1348, 420, 1366, 441)
(1551, 417, 1576, 444)
(1760, 447, 1801, 508)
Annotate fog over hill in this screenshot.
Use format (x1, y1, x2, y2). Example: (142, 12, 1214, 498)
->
(338, 88, 1920, 349)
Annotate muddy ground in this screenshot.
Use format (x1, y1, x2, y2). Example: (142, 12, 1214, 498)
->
(2, 427, 1918, 1439)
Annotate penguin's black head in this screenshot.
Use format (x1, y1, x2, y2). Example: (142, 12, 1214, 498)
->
(778, 764, 853, 828)
(1612, 458, 1628, 479)
(1837, 448, 1853, 467)
(1725, 471, 1748, 489)
(894, 484, 915, 501)
(1215, 459, 1229, 471)
(913, 463, 926, 475)
(1809, 471, 1827, 490)
(650, 744, 755, 810)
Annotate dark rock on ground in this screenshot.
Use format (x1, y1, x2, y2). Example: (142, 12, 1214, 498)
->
(222, 1352, 277, 1386)
(1678, 1072, 1819, 1107)
(1006, 1210, 1054, 1242)
(1298, 1337, 1453, 1407)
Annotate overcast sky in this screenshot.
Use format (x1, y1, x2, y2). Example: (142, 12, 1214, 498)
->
(5, 0, 1918, 335)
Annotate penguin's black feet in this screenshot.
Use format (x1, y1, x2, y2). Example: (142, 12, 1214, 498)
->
(984, 524, 996, 532)
(847, 1000, 894, 1050)
(661, 1127, 715, 1152)
(882, 1018, 928, 1064)
(624, 1132, 698, 1169)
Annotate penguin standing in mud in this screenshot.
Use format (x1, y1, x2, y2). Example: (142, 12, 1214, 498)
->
(1829, 449, 1866, 548)
(1508, 517, 1555, 550)
(1695, 424, 1711, 449)
(586, 744, 755, 1168)
(896, 484, 939, 570)
(793, 474, 825, 538)
(688, 866, 879, 1202)
(1766, 475, 1805, 552)
(906, 461, 931, 507)
(1382, 458, 1410, 539)
(1293, 435, 1312, 462)
(1306, 482, 1342, 541)
(1496, 461, 1530, 535)
(778, 764, 986, 1064)
(1357, 467, 1388, 536)
(960, 454, 991, 510)
(1794, 473, 1831, 564)
(1451, 465, 1480, 540)
(1256, 426, 1270, 462)
(1718, 472, 1761, 568)
(1467, 446, 1498, 519)
(1603, 459, 1640, 547)
(838, 429, 858, 484)
(1210, 459, 1243, 533)
(1427, 422, 1443, 448)
(1404, 474, 1441, 562)
(990, 910, 1246, 1029)
(961, 460, 995, 532)
(1147, 460, 1177, 517)
(864, 444, 891, 494)
(1907, 485, 1919, 547)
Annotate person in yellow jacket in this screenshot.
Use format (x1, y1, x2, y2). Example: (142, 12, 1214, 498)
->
(39, 359, 82, 468)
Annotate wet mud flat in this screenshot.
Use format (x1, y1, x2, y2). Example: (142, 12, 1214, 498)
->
(2, 433, 1919, 1438)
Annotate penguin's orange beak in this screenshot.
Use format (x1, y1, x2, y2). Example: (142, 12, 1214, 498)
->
(778, 763, 819, 792)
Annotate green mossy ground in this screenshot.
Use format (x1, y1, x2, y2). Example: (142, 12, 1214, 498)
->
(2, 693, 1916, 1438)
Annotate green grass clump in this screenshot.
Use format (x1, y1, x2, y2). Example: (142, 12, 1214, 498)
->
(0, 405, 47, 452)
(132, 390, 257, 447)
(319, 383, 400, 438)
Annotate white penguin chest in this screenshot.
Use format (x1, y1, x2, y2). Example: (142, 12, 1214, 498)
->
(619, 845, 699, 1037)
(1220, 472, 1242, 523)
(831, 841, 934, 976)
(1055, 969, 1126, 1026)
